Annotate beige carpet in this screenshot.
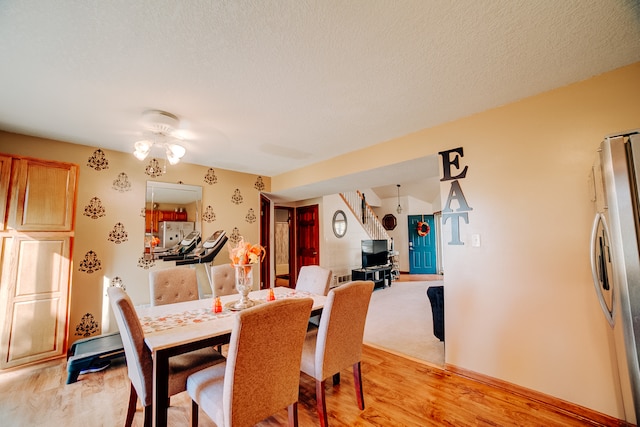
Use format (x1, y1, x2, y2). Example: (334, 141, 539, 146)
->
(364, 280, 444, 366)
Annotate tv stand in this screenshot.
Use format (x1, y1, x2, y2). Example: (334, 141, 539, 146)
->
(351, 265, 392, 289)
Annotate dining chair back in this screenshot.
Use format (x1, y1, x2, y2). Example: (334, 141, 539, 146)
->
(149, 266, 199, 306)
(295, 265, 332, 295)
(187, 297, 314, 427)
(107, 286, 224, 427)
(299, 280, 374, 427)
(209, 263, 237, 297)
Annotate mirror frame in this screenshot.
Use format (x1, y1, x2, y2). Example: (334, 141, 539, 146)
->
(332, 210, 347, 238)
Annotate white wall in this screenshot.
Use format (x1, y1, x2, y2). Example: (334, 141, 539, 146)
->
(320, 194, 369, 286)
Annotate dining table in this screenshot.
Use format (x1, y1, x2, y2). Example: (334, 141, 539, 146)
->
(136, 286, 326, 427)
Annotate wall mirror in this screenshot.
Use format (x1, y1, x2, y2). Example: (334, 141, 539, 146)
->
(145, 181, 202, 251)
(332, 210, 347, 238)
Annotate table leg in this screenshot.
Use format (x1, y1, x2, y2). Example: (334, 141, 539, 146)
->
(152, 349, 170, 427)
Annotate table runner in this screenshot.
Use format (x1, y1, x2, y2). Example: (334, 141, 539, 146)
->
(139, 289, 313, 334)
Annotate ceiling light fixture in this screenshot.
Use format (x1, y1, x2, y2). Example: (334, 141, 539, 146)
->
(396, 184, 403, 214)
(132, 110, 186, 175)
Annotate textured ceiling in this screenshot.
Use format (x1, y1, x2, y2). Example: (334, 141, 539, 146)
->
(1, 1, 639, 201)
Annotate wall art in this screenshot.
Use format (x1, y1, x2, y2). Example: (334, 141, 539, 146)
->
(83, 196, 106, 219)
(231, 188, 243, 204)
(203, 205, 216, 223)
(75, 313, 99, 337)
(204, 168, 218, 184)
(112, 172, 132, 192)
(79, 250, 102, 273)
(87, 148, 110, 171)
(107, 222, 128, 244)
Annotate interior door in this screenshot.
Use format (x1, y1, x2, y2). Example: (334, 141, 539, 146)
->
(296, 205, 320, 281)
(408, 214, 437, 274)
(0, 235, 71, 368)
(0, 157, 77, 368)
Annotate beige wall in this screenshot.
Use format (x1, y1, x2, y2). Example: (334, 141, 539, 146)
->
(0, 133, 267, 345)
(274, 62, 640, 419)
(1, 61, 639, 419)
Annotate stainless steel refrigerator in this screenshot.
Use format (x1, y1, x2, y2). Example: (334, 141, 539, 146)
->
(158, 221, 194, 249)
(591, 130, 640, 424)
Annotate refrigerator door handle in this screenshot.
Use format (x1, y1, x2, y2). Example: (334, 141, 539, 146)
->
(590, 212, 615, 328)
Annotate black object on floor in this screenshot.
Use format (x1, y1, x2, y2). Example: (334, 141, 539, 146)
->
(427, 285, 445, 341)
(66, 332, 125, 384)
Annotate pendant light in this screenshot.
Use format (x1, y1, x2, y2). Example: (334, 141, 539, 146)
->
(396, 184, 403, 214)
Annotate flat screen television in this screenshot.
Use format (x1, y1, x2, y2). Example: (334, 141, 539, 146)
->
(361, 239, 389, 269)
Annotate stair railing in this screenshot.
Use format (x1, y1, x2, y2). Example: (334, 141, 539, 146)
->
(339, 190, 391, 242)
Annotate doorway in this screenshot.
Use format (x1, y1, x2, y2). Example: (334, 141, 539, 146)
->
(408, 214, 437, 274)
(274, 207, 294, 288)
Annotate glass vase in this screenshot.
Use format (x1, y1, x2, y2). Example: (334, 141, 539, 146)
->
(232, 264, 256, 310)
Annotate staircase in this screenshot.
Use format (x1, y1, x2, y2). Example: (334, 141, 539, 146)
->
(340, 190, 391, 242)
(340, 190, 399, 282)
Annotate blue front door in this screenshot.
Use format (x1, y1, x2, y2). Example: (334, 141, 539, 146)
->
(408, 215, 437, 274)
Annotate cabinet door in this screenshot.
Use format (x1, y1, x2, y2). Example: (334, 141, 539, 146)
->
(7, 159, 77, 231)
(0, 234, 71, 368)
(145, 209, 159, 233)
(0, 156, 11, 231)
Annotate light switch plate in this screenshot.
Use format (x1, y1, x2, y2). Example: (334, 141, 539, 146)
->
(471, 234, 481, 247)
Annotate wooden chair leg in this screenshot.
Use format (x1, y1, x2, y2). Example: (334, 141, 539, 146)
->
(353, 361, 365, 410)
(143, 405, 152, 427)
(332, 372, 340, 386)
(125, 383, 137, 427)
(316, 379, 329, 427)
(191, 400, 199, 427)
(287, 402, 299, 427)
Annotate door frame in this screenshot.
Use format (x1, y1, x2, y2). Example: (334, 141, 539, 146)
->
(260, 195, 270, 289)
(274, 206, 295, 288)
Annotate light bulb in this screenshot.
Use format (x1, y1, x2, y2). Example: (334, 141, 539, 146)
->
(133, 140, 152, 160)
(166, 143, 186, 159)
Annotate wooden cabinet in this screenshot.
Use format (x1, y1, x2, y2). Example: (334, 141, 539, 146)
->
(7, 158, 76, 231)
(0, 156, 11, 230)
(0, 156, 77, 369)
(145, 209, 188, 233)
(145, 209, 159, 233)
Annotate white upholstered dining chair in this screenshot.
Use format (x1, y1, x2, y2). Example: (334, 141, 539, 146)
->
(107, 286, 224, 427)
(186, 297, 314, 427)
(209, 263, 237, 297)
(149, 266, 199, 306)
(299, 280, 374, 427)
(295, 265, 332, 296)
(296, 265, 332, 329)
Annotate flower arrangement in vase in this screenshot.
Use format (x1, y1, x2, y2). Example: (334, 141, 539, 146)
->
(228, 238, 265, 310)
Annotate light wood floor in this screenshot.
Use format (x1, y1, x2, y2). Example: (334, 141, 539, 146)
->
(0, 345, 617, 426)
